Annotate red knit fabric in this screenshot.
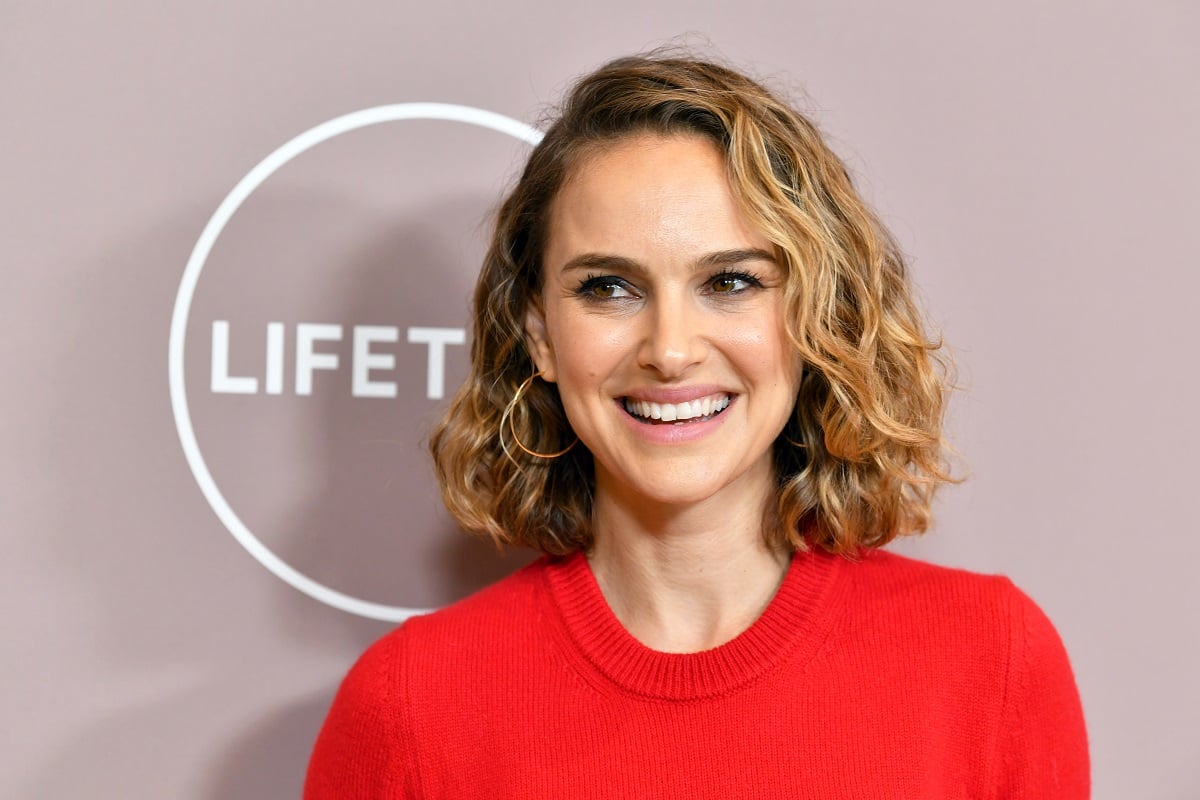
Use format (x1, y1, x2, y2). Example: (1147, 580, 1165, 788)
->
(305, 547, 1089, 798)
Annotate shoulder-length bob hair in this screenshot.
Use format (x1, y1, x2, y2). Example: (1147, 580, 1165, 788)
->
(430, 52, 955, 556)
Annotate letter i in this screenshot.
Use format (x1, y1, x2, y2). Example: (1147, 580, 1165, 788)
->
(265, 322, 285, 395)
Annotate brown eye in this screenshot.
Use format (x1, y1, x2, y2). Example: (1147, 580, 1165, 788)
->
(576, 276, 634, 300)
(709, 272, 759, 294)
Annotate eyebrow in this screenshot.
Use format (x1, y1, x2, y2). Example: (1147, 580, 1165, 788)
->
(559, 247, 777, 275)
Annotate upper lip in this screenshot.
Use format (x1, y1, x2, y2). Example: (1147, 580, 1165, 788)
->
(619, 385, 732, 404)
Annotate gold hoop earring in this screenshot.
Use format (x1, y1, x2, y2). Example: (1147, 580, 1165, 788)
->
(503, 372, 578, 459)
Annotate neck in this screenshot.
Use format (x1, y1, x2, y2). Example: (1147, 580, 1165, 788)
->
(587, 469, 791, 654)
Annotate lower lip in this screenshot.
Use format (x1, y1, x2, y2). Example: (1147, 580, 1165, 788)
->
(617, 398, 735, 444)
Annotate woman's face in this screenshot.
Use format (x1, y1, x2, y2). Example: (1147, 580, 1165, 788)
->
(525, 133, 803, 511)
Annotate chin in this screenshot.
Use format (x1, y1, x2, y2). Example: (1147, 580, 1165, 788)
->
(606, 465, 743, 508)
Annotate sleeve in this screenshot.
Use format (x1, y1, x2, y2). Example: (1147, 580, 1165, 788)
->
(303, 625, 422, 799)
(990, 582, 1090, 798)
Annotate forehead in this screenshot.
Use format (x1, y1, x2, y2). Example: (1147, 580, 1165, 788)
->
(565, 131, 723, 187)
(545, 133, 775, 268)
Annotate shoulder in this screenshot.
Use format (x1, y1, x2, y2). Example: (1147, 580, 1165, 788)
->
(330, 554, 551, 681)
(305, 623, 420, 797)
(340, 554, 557, 697)
(843, 548, 1085, 725)
(838, 547, 1089, 785)
(848, 547, 1070, 639)
(844, 546, 1034, 633)
(847, 550, 1095, 793)
(314, 555, 555, 726)
(403, 553, 551, 646)
(834, 547, 1068, 675)
(849, 546, 1015, 601)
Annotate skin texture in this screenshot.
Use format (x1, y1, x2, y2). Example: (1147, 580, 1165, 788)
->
(524, 133, 803, 652)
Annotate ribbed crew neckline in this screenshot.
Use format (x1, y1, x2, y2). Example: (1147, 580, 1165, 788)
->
(543, 547, 844, 701)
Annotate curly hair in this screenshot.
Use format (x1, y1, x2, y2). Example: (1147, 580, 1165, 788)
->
(429, 51, 956, 556)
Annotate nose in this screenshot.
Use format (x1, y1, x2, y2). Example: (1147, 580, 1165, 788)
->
(637, 296, 706, 378)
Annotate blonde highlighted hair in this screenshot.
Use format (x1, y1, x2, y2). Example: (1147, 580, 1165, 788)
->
(430, 52, 955, 556)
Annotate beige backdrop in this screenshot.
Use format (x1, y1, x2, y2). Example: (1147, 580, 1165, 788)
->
(3, 1, 1197, 797)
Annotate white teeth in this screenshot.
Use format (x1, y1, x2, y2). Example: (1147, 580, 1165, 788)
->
(624, 394, 731, 422)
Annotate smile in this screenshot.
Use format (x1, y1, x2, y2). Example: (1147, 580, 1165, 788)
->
(622, 393, 731, 424)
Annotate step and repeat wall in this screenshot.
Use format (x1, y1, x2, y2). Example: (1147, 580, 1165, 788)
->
(4, 2, 1197, 798)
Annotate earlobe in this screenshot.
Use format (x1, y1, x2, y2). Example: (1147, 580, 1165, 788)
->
(523, 303, 557, 383)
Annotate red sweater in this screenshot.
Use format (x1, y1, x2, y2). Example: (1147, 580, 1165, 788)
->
(305, 547, 1089, 798)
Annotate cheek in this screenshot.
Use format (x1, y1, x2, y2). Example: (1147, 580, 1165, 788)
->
(721, 313, 803, 406)
(547, 315, 632, 395)
(551, 314, 630, 364)
(723, 315, 793, 368)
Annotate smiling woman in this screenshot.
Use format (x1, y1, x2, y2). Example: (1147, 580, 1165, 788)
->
(527, 134, 803, 523)
(305, 52, 1090, 798)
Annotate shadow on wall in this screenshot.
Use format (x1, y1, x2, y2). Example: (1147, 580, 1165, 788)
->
(22, 680, 332, 800)
(22, 191, 537, 797)
(204, 691, 334, 800)
(225, 192, 541, 792)
(264, 190, 540, 634)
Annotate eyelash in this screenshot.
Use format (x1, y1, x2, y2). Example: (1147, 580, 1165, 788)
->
(708, 270, 765, 294)
(573, 270, 765, 300)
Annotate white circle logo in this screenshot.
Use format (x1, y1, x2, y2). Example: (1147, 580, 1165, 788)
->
(168, 104, 543, 622)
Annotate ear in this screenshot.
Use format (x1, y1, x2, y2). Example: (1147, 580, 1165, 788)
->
(523, 300, 558, 383)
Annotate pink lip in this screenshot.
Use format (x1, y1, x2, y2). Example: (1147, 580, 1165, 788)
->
(619, 385, 731, 404)
(615, 394, 735, 444)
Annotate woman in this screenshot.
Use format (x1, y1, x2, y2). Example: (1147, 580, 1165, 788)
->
(305, 53, 1089, 798)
